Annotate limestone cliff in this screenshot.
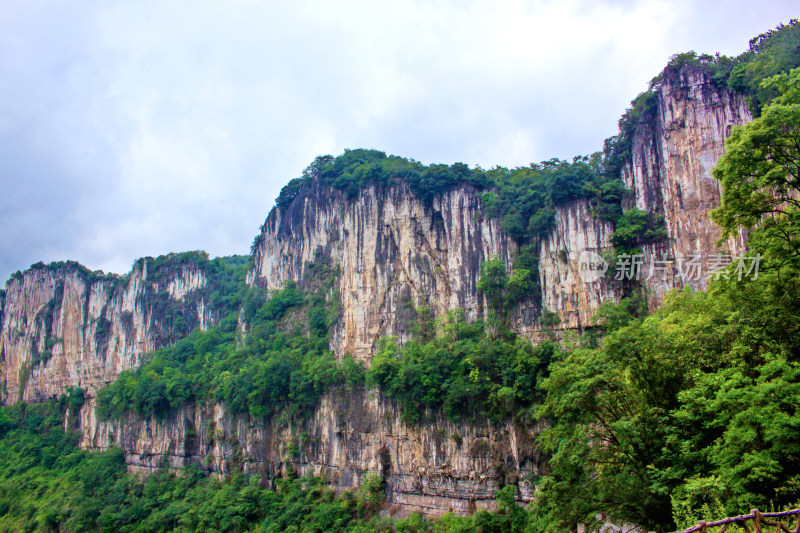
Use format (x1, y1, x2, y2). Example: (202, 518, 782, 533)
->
(249, 181, 514, 360)
(534, 199, 618, 333)
(0, 256, 227, 404)
(622, 65, 751, 301)
(80, 389, 543, 515)
(0, 60, 760, 517)
(249, 181, 620, 359)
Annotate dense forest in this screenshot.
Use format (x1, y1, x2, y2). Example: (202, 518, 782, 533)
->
(2, 20, 800, 533)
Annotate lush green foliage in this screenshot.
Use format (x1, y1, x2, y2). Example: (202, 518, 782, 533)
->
(276, 150, 490, 208)
(0, 400, 375, 532)
(534, 271, 800, 533)
(367, 309, 557, 425)
(480, 155, 623, 233)
(280, 149, 625, 231)
(96, 268, 364, 422)
(10, 22, 800, 533)
(603, 90, 659, 179)
(712, 67, 800, 272)
(12, 259, 119, 287)
(144, 252, 252, 318)
(727, 20, 800, 115)
(610, 207, 668, 253)
(533, 65, 800, 533)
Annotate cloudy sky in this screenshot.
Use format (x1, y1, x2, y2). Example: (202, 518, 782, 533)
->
(0, 1, 797, 282)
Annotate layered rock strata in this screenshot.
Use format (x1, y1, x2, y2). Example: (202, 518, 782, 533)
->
(81, 389, 543, 516)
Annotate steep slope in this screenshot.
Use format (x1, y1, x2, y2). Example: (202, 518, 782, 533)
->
(0, 254, 242, 404)
(623, 65, 751, 301)
(0, 63, 759, 518)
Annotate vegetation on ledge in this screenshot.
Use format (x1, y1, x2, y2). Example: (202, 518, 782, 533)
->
(96, 255, 362, 422)
(367, 309, 557, 426)
(0, 400, 530, 532)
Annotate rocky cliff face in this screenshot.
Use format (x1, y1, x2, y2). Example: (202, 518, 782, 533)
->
(249, 181, 511, 359)
(622, 65, 751, 301)
(249, 181, 620, 359)
(0, 258, 221, 404)
(80, 389, 543, 516)
(0, 62, 757, 516)
(534, 199, 618, 333)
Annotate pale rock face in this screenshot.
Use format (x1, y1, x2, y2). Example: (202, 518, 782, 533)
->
(81, 390, 543, 516)
(0, 261, 213, 404)
(622, 65, 751, 302)
(249, 182, 518, 360)
(167, 267, 209, 329)
(533, 199, 618, 333)
(249, 182, 623, 359)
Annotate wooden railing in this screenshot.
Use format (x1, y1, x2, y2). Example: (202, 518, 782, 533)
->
(677, 509, 800, 533)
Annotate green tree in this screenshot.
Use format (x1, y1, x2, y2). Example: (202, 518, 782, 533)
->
(477, 258, 508, 314)
(727, 21, 800, 114)
(712, 67, 800, 270)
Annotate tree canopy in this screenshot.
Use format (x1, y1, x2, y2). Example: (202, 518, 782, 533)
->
(713, 67, 800, 271)
(533, 54, 800, 533)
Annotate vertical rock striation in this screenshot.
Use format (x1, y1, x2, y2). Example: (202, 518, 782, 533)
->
(249, 181, 621, 358)
(248, 181, 518, 360)
(0, 258, 220, 404)
(0, 61, 762, 516)
(81, 390, 544, 516)
(533, 199, 618, 333)
(622, 65, 751, 301)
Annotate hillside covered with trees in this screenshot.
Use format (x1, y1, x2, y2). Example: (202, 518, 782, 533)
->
(1, 20, 800, 533)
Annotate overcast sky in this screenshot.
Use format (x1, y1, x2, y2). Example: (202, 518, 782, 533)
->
(0, 1, 797, 283)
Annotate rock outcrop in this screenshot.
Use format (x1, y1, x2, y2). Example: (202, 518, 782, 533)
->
(622, 65, 751, 302)
(0, 257, 224, 404)
(80, 389, 543, 516)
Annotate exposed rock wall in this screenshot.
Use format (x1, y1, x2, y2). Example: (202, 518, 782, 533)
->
(0, 61, 760, 517)
(622, 65, 751, 301)
(250, 182, 513, 360)
(0, 259, 218, 404)
(534, 199, 618, 333)
(80, 389, 543, 516)
(249, 182, 620, 358)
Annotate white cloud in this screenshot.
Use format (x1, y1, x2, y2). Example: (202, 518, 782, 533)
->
(0, 0, 797, 280)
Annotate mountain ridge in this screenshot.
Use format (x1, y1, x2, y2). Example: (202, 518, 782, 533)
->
(1, 27, 795, 517)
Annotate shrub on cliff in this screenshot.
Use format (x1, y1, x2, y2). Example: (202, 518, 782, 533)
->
(367, 309, 556, 425)
(97, 280, 363, 422)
